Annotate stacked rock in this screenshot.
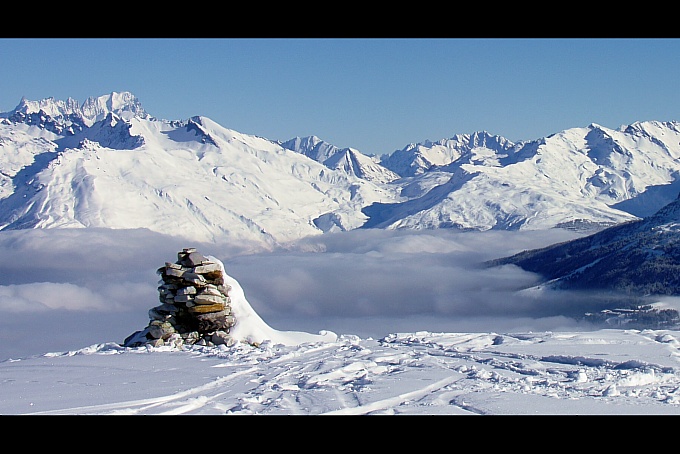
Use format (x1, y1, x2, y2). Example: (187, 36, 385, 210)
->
(123, 248, 237, 348)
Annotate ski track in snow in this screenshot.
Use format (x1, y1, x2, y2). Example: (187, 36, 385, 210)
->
(13, 329, 680, 415)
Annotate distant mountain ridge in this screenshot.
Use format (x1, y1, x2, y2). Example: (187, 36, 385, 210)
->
(279, 136, 400, 184)
(380, 131, 516, 177)
(2, 91, 680, 249)
(0, 92, 151, 136)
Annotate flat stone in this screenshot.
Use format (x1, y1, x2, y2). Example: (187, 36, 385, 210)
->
(194, 293, 226, 305)
(182, 272, 206, 285)
(188, 303, 226, 314)
(177, 286, 197, 295)
(187, 252, 209, 266)
(164, 268, 185, 278)
(194, 311, 235, 333)
(201, 285, 224, 296)
(193, 263, 221, 274)
(173, 294, 194, 303)
(148, 304, 179, 320)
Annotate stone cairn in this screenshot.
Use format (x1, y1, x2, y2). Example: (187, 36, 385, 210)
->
(123, 248, 237, 348)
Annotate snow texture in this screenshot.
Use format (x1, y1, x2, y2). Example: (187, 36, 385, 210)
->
(4, 92, 680, 249)
(3, 322, 680, 415)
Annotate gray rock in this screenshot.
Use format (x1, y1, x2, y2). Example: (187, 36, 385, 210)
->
(194, 263, 221, 274)
(201, 285, 224, 296)
(148, 320, 176, 339)
(173, 294, 194, 303)
(164, 267, 185, 278)
(187, 251, 209, 266)
(149, 304, 178, 321)
(182, 272, 206, 286)
(211, 331, 235, 346)
(194, 293, 226, 305)
(177, 286, 197, 295)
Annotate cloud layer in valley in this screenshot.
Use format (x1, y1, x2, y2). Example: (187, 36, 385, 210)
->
(0, 226, 607, 361)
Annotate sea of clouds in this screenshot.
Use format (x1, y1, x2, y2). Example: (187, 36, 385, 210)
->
(0, 226, 613, 361)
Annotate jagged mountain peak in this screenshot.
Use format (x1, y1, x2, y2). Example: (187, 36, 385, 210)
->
(282, 135, 323, 148)
(280, 135, 399, 183)
(12, 95, 82, 119)
(2, 91, 150, 130)
(280, 135, 340, 162)
(447, 130, 514, 147)
(380, 130, 517, 177)
(80, 91, 150, 124)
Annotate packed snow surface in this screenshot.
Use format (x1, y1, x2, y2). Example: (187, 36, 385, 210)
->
(3, 328, 680, 415)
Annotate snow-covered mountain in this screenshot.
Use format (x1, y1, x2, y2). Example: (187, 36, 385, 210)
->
(366, 124, 680, 232)
(0, 92, 151, 136)
(380, 131, 516, 177)
(279, 135, 400, 184)
(489, 192, 680, 296)
(3, 91, 680, 247)
(0, 92, 399, 247)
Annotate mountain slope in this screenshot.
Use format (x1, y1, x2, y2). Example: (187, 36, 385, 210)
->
(488, 193, 680, 296)
(280, 135, 400, 184)
(380, 131, 516, 177)
(0, 93, 399, 247)
(4, 91, 680, 246)
(366, 124, 680, 233)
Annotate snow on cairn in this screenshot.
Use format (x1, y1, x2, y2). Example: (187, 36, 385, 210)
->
(124, 248, 337, 350)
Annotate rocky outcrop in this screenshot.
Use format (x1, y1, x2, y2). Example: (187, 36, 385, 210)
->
(123, 248, 237, 349)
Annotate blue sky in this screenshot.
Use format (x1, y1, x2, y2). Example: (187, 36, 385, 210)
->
(2, 38, 680, 156)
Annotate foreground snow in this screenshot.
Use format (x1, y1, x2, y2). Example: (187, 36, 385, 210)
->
(3, 328, 680, 415)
